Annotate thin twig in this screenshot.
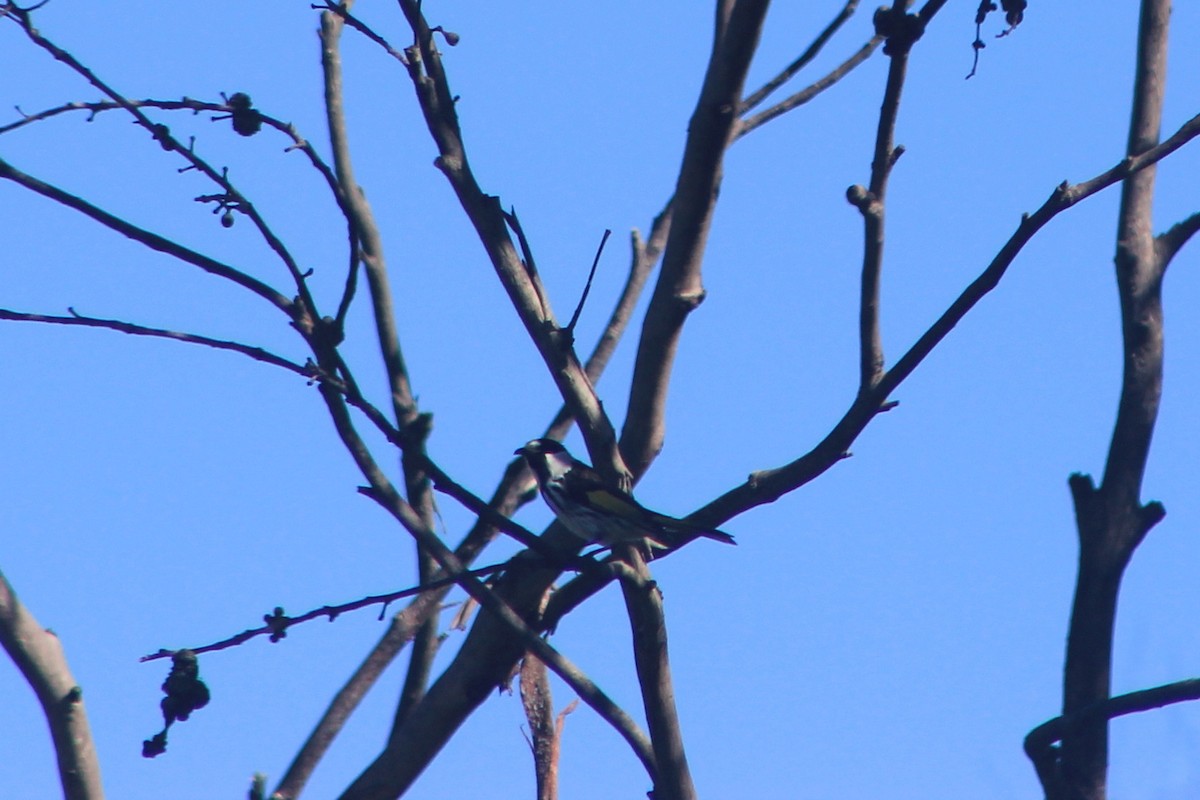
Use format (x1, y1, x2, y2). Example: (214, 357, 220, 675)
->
(0, 308, 312, 376)
(739, 36, 881, 137)
(852, 4, 915, 393)
(564, 229, 612, 335)
(741, 0, 863, 113)
(139, 561, 512, 662)
(5, 10, 320, 315)
(314, 1, 409, 64)
(0, 156, 293, 313)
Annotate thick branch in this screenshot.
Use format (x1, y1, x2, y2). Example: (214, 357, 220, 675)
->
(1026, 678, 1200, 800)
(0, 569, 104, 800)
(1060, 2, 1173, 797)
(622, 0, 771, 474)
(619, 550, 695, 800)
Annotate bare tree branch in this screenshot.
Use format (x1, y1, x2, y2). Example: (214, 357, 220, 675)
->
(273, 589, 447, 800)
(0, 568, 104, 800)
(696, 109, 1200, 530)
(318, 4, 442, 731)
(1155, 210, 1200, 267)
(618, 549, 695, 800)
(622, 0, 771, 475)
(738, 34, 882, 137)
(0, 308, 312, 376)
(1025, 678, 1200, 800)
(387, 0, 628, 485)
(0, 156, 294, 313)
(847, 4, 918, 393)
(1059, 2, 1173, 797)
(741, 0, 865, 113)
(3, 8, 321, 314)
(139, 561, 512, 662)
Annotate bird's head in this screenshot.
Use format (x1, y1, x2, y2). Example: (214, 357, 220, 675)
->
(514, 438, 573, 479)
(514, 438, 566, 458)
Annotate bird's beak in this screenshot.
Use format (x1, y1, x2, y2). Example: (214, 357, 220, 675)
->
(514, 446, 526, 456)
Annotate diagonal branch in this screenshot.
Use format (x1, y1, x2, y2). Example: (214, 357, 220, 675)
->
(738, 34, 881, 137)
(622, 0, 771, 476)
(1025, 678, 1200, 800)
(0, 568, 104, 800)
(0, 308, 312, 376)
(690, 109, 1200, 531)
(0, 156, 294, 313)
(741, 0, 865, 113)
(1155, 210, 1200, 269)
(378, 0, 627, 484)
(5, 8, 320, 315)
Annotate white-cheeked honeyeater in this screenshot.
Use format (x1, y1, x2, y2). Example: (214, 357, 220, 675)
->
(514, 438, 736, 549)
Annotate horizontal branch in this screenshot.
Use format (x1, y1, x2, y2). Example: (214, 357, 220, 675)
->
(0, 308, 312, 375)
(1024, 677, 1200, 794)
(139, 561, 512, 662)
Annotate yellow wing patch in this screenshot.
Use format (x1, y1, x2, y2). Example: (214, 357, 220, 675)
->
(582, 488, 637, 514)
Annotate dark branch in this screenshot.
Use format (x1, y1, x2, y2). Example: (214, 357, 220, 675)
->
(139, 561, 512, 661)
(0, 156, 294, 312)
(564, 229, 612, 335)
(0, 308, 313, 376)
(741, 0, 863, 112)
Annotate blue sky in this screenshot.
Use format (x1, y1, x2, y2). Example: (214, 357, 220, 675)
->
(2, 2, 1199, 798)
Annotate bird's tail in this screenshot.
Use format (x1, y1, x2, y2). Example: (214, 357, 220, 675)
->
(651, 512, 736, 546)
(698, 528, 736, 545)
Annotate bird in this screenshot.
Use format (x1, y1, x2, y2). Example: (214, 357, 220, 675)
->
(514, 438, 736, 550)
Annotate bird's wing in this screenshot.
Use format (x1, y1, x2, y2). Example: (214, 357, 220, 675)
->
(560, 467, 650, 517)
(581, 484, 649, 519)
(642, 508, 737, 544)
